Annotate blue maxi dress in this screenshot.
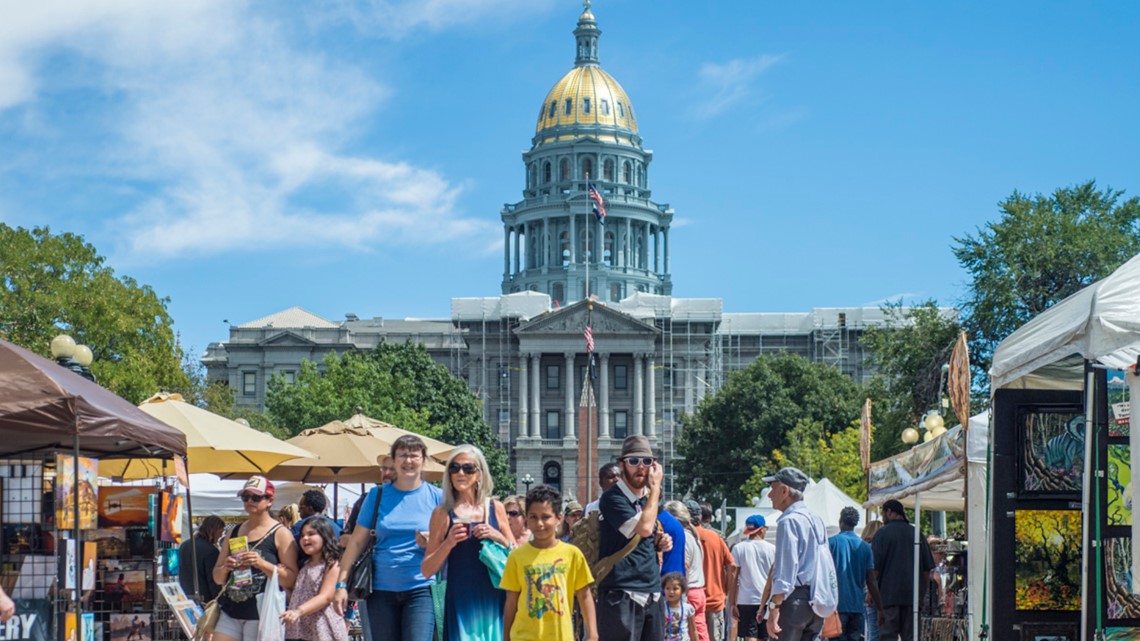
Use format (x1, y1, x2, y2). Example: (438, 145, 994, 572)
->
(443, 504, 505, 641)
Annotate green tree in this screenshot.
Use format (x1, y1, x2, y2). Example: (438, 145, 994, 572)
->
(954, 181, 1140, 377)
(738, 419, 867, 502)
(0, 224, 188, 403)
(266, 342, 512, 490)
(676, 353, 863, 505)
(861, 301, 963, 461)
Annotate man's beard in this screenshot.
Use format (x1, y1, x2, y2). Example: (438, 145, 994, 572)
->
(622, 468, 647, 490)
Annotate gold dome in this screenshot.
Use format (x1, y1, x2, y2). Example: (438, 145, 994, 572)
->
(534, 65, 639, 147)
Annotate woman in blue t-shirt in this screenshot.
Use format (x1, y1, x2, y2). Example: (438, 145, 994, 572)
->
(335, 435, 443, 641)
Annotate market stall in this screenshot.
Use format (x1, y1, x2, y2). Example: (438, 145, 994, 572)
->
(987, 251, 1140, 641)
(865, 411, 990, 641)
(0, 340, 189, 641)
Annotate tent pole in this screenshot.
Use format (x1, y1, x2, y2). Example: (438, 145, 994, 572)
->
(913, 493, 921, 641)
(185, 457, 200, 600)
(1080, 368, 1095, 641)
(73, 434, 83, 618)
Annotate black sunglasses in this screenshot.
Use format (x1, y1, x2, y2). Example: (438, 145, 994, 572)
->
(448, 462, 478, 475)
(624, 456, 655, 466)
(506, 510, 522, 517)
(240, 493, 266, 503)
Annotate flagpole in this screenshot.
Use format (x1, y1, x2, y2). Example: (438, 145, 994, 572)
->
(585, 173, 592, 503)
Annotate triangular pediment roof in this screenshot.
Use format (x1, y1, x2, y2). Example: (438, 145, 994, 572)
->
(516, 300, 659, 336)
(238, 306, 339, 329)
(257, 330, 320, 347)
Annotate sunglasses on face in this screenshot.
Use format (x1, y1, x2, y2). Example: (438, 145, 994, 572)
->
(448, 462, 478, 475)
(624, 457, 655, 467)
(506, 510, 522, 518)
(240, 493, 266, 503)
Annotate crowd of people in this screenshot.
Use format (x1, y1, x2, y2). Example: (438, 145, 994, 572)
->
(166, 433, 937, 641)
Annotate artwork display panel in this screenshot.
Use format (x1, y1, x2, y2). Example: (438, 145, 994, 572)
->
(1109, 369, 1132, 438)
(1014, 509, 1082, 611)
(1106, 627, 1140, 640)
(98, 487, 156, 528)
(109, 613, 151, 641)
(55, 455, 99, 529)
(1020, 408, 1084, 495)
(1106, 537, 1140, 619)
(1020, 621, 1078, 640)
(160, 492, 182, 544)
(1109, 444, 1133, 526)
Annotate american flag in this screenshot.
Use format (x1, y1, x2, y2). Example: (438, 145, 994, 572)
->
(588, 181, 607, 224)
(584, 324, 594, 353)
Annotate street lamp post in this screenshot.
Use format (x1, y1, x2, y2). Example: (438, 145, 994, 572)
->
(51, 334, 95, 382)
(522, 473, 535, 493)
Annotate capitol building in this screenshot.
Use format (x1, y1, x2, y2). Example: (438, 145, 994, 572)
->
(204, 5, 909, 500)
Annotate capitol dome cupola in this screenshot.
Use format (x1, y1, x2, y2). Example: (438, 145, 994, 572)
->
(501, 2, 674, 304)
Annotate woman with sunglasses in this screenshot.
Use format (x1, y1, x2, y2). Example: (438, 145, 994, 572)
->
(502, 495, 530, 544)
(336, 435, 442, 641)
(212, 476, 299, 641)
(422, 445, 514, 641)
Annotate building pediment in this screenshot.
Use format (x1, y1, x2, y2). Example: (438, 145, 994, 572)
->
(516, 300, 659, 337)
(257, 331, 320, 347)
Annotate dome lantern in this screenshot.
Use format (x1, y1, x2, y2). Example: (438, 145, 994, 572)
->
(574, 0, 600, 67)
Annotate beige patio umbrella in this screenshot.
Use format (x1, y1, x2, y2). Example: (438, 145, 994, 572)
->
(267, 421, 398, 483)
(342, 409, 457, 463)
(98, 392, 315, 479)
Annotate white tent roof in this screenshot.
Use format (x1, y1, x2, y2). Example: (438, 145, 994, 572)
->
(185, 474, 362, 520)
(991, 252, 1140, 391)
(728, 477, 864, 542)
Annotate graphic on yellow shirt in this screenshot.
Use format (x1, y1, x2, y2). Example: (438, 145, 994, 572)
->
(524, 558, 568, 619)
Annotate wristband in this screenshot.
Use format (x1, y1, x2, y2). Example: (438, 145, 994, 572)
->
(336, 582, 347, 590)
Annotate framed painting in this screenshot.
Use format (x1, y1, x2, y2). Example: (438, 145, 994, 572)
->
(1019, 407, 1084, 496)
(1020, 621, 1078, 640)
(1108, 444, 1133, 526)
(1014, 509, 1081, 611)
(1106, 537, 1140, 619)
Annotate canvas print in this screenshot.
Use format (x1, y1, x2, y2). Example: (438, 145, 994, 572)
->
(89, 528, 129, 558)
(172, 601, 203, 638)
(1108, 369, 1131, 437)
(1106, 537, 1140, 619)
(1020, 621, 1078, 640)
(1020, 409, 1084, 495)
(1109, 444, 1133, 526)
(1106, 627, 1140, 640)
(55, 455, 99, 529)
(160, 492, 183, 544)
(102, 569, 147, 605)
(109, 613, 151, 641)
(1014, 509, 1082, 611)
(98, 487, 156, 527)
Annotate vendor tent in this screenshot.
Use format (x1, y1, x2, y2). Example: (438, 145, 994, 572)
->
(729, 477, 864, 542)
(185, 473, 362, 520)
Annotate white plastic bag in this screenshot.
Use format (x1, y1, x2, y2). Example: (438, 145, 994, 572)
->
(256, 567, 287, 641)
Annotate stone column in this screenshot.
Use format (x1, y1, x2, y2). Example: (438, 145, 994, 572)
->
(570, 214, 577, 265)
(633, 354, 644, 435)
(518, 354, 529, 439)
(503, 227, 511, 278)
(543, 219, 549, 268)
(599, 354, 610, 438)
(513, 226, 521, 275)
(564, 352, 576, 438)
(530, 354, 541, 437)
(643, 224, 650, 271)
(684, 356, 695, 414)
(653, 226, 660, 274)
(664, 227, 670, 274)
(625, 217, 632, 269)
(645, 354, 656, 437)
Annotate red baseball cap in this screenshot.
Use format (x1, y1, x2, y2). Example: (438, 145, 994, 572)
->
(238, 476, 275, 498)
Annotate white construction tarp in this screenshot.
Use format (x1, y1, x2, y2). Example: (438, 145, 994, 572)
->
(990, 252, 1140, 391)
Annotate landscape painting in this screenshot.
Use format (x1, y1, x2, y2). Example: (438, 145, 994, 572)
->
(1108, 444, 1133, 526)
(1020, 409, 1084, 495)
(1014, 509, 1081, 611)
(55, 455, 98, 529)
(98, 486, 156, 527)
(1106, 537, 1140, 619)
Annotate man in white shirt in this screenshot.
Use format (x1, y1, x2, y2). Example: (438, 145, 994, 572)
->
(584, 462, 621, 516)
(730, 515, 775, 641)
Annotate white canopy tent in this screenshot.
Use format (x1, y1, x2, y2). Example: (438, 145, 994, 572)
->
(728, 477, 865, 544)
(185, 473, 363, 520)
(988, 251, 1140, 641)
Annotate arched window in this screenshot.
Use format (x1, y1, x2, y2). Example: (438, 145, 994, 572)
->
(560, 158, 571, 182)
(551, 282, 565, 304)
(637, 165, 645, 187)
(603, 159, 614, 181)
(543, 161, 552, 184)
(604, 231, 615, 266)
(623, 161, 632, 184)
(560, 231, 571, 266)
(581, 157, 593, 180)
(564, 98, 573, 116)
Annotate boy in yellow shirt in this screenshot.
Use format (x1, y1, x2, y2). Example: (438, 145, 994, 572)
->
(501, 485, 597, 641)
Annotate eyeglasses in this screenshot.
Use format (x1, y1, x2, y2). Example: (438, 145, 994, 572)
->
(506, 510, 522, 518)
(448, 462, 478, 475)
(624, 457, 655, 467)
(396, 452, 423, 461)
(239, 494, 266, 503)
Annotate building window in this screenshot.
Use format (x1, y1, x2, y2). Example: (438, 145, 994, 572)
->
(610, 282, 622, 301)
(623, 161, 632, 184)
(601, 99, 610, 115)
(581, 157, 593, 180)
(546, 364, 560, 390)
(564, 98, 573, 115)
(552, 282, 565, 303)
(549, 101, 556, 118)
(544, 461, 562, 491)
(545, 411, 561, 439)
(603, 159, 614, 181)
(604, 231, 614, 266)
(560, 231, 571, 267)
(242, 372, 256, 396)
(499, 409, 510, 425)
(560, 158, 571, 181)
(617, 102, 625, 118)
(614, 365, 628, 390)
(582, 97, 591, 114)
(543, 161, 552, 183)
(283, 370, 296, 385)
(614, 411, 628, 439)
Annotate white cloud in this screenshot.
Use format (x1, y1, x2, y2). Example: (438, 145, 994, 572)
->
(0, 0, 499, 263)
(862, 292, 925, 307)
(321, 0, 557, 40)
(692, 54, 785, 120)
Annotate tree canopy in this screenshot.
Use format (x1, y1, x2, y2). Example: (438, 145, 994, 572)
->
(266, 342, 512, 490)
(0, 224, 188, 403)
(676, 352, 864, 504)
(954, 180, 1140, 376)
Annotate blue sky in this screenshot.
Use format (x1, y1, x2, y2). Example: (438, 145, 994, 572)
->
(1, 1, 1138, 358)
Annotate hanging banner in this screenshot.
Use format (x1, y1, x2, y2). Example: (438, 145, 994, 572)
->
(867, 424, 965, 504)
(948, 331, 971, 428)
(0, 599, 51, 641)
(860, 399, 872, 471)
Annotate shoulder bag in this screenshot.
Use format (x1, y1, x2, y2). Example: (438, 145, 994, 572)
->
(478, 499, 510, 586)
(194, 523, 280, 640)
(346, 487, 382, 601)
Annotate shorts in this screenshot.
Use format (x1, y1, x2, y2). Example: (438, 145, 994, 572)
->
(737, 604, 767, 640)
(214, 611, 259, 641)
